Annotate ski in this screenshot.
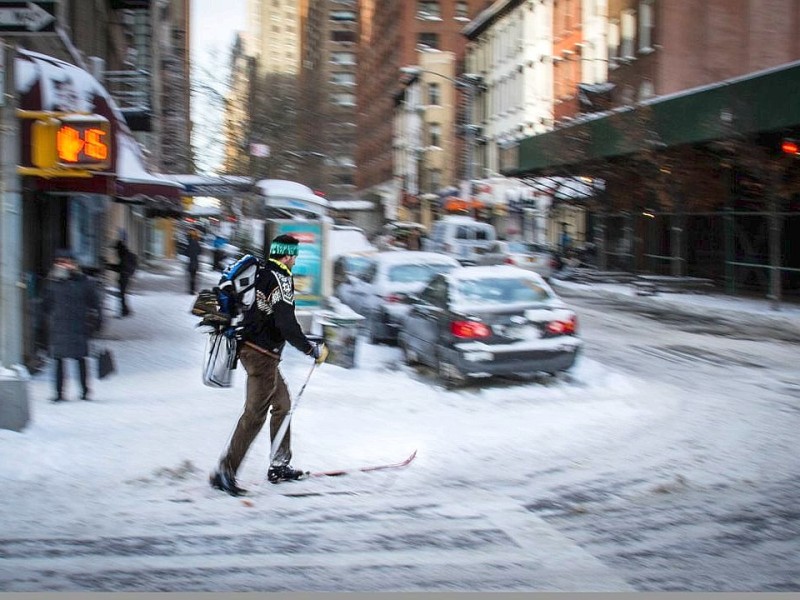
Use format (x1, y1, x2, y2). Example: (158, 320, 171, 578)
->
(233, 451, 419, 505)
(307, 449, 417, 478)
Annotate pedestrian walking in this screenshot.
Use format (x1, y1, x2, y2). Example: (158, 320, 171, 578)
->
(43, 249, 99, 402)
(212, 233, 226, 272)
(186, 229, 202, 295)
(109, 239, 137, 317)
(210, 234, 328, 496)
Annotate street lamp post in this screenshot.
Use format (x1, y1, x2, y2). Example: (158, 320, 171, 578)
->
(399, 66, 482, 216)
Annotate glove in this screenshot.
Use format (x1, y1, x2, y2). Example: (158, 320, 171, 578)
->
(311, 342, 329, 365)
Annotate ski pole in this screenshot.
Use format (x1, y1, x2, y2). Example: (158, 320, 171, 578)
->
(269, 360, 318, 464)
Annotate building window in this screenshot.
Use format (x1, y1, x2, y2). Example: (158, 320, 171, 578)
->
(608, 19, 620, 67)
(639, 79, 654, 101)
(621, 9, 635, 59)
(331, 72, 356, 85)
(417, 32, 439, 49)
(331, 10, 357, 21)
(335, 173, 355, 186)
(332, 92, 356, 106)
(429, 122, 441, 147)
(418, 1, 441, 19)
(331, 51, 356, 65)
(455, 1, 469, 19)
(639, 0, 654, 52)
(427, 82, 441, 106)
(332, 30, 356, 43)
(429, 169, 441, 191)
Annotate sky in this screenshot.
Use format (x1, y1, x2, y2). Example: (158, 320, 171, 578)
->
(0, 251, 798, 590)
(191, 0, 247, 62)
(191, 0, 247, 173)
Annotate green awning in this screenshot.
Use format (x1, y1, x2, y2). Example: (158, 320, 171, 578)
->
(506, 59, 800, 176)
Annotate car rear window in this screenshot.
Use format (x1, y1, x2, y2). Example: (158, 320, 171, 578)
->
(388, 262, 457, 283)
(453, 277, 552, 304)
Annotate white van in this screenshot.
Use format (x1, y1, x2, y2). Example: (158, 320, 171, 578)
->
(422, 216, 497, 265)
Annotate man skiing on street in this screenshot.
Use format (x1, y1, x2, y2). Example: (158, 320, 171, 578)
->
(210, 234, 328, 496)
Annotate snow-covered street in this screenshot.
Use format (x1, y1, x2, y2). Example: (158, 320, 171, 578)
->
(0, 260, 797, 591)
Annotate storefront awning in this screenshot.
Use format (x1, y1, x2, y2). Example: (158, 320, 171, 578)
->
(506, 58, 800, 177)
(115, 131, 184, 208)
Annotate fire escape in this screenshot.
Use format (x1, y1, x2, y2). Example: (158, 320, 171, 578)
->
(103, 5, 153, 132)
(103, 1, 191, 175)
(160, 25, 191, 173)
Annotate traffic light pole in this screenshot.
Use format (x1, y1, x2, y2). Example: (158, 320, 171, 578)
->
(0, 39, 30, 431)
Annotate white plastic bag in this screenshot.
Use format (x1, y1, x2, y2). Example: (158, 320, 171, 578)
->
(203, 332, 237, 388)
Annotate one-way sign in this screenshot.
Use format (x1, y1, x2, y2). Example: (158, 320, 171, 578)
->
(0, 1, 57, 34)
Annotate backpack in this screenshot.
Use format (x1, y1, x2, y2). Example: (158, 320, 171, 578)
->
(192, 254, 262, 388)
(192, 253, 262, 333)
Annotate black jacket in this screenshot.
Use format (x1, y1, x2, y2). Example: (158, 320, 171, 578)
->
(44, 269, 98, 359)
(186, 236, 201, 272)
(239, 259, 314, 357)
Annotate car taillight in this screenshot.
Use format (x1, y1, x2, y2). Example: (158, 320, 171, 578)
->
(504, 256, 515, 265)
(450, 320, 491, 338)
(384, 293, 402, 303)
(546, 315, 577, 335)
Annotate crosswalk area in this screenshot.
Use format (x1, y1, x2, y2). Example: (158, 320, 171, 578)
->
(0, 491, 633, 591)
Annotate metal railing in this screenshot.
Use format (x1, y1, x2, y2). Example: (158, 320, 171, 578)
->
(104, 70, 151, 112)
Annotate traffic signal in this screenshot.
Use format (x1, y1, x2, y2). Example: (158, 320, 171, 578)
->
(32, 114, 111, 170)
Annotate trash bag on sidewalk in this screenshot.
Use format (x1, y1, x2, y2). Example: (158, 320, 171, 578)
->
(96, 348, 116, 379)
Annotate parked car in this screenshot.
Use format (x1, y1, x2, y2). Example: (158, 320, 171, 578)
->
(422, 216, 497, 265)
(332, 250, 379, 293)
(398, 265, 582, 388)
(336, 251, 460, 344)
(330, 224, 376, 260)
(379, 221, 427, 250)
(475, 240, 558, 279)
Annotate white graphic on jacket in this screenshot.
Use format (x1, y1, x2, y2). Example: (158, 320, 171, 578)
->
(255, 272, 294, 315)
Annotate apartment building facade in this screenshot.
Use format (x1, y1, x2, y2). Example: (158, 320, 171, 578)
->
(393, 49, 459, 227)
(245, 0, 302, 75)
(356, 0, 490, 213)
(298, 0, 359, 198)
(507, 0, 800, 299)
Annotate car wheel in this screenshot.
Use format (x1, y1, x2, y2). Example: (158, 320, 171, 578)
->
(400, 339, 419, 365)
(437, 355, 464, 390)
(367, 312, 382, 345)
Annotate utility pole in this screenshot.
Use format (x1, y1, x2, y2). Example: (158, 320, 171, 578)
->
(458, 74, 481, 218)
(0, 38, 30, 431)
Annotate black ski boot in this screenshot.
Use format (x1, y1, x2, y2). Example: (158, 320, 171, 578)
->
(267, 465, 308, 484)
(210, 469, 248, 496)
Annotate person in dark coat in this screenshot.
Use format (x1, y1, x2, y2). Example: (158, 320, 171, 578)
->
(110, 239, 137, 316)
(44, 250, 99, 402)
(186, 229, 202, 295)
(209, 234, 329, 496)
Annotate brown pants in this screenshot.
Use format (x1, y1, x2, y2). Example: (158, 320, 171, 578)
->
(220, 345, 292, 475)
